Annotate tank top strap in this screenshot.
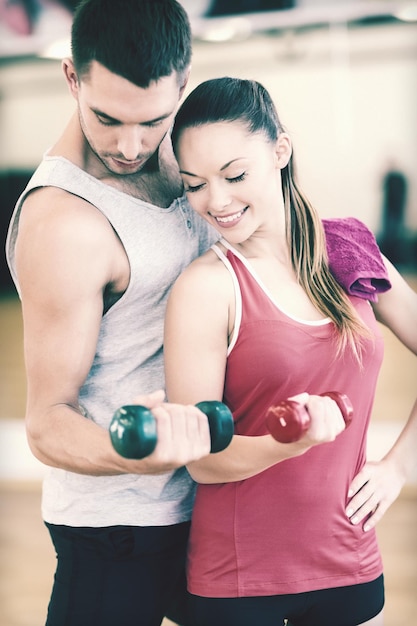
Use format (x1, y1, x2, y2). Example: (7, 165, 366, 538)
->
(210, 240, 279, 356)
(211, 243, 243, 355)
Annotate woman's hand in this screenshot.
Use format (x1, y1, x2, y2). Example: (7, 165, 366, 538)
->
(346, 458, 405, 531)
(293, 393, 348, 445)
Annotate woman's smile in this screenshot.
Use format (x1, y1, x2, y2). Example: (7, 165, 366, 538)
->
(211, 207, 248, 227)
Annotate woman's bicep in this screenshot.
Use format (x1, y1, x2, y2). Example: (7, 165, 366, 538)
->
(372, 256, 417, 355)
(164, 267, 229, 406)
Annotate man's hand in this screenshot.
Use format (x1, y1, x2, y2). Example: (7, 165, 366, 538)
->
(128, 390, 212, 468)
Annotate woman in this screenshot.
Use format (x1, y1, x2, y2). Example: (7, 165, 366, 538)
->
(164, 77, 417, 626)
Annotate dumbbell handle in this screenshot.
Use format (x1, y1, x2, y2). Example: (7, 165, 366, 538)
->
(109, 400, 234, 459)
(266, 391, 353, 444)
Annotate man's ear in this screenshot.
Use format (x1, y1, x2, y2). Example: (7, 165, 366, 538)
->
(178, 65, 191, 99)
(62, 58, 80, 99)
(274, 133, 292, 169)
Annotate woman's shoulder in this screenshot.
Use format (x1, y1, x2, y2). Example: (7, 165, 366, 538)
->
(172, 247, 232, 298)
(167, 247, 234, 333)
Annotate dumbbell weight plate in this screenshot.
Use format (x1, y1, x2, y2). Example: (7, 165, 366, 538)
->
(195, 400, 234, 453)
(322, 391, 353, 428)
(109, 405, 157, 459)
(265, 400, 310, 444)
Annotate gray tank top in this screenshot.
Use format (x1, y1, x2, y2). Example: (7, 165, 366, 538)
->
(6, 155, 216, 526)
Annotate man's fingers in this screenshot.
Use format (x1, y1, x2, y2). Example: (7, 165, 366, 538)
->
(132, 389, 166, 408)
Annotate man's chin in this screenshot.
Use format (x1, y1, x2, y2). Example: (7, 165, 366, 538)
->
(108, 156, 147, 175)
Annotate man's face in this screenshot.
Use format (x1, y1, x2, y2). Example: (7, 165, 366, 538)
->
(68, 61, 186, 176)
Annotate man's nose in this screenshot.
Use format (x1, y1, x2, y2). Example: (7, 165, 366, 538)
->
(117, 126, 143, 161)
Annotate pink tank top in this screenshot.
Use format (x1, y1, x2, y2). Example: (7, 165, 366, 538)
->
(187, 241, 384, 598)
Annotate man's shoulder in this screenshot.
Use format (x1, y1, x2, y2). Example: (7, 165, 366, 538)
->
(17, 185, 124, 288)
(21, 155, 109, 220)
(19, 183, 115, 249)
(22, 182, 101, 217)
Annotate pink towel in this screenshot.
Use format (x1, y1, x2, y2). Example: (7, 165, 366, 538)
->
(323, 217, 391, 302)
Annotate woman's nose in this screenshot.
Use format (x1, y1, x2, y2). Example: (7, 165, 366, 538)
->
(207, 184, 232, 213)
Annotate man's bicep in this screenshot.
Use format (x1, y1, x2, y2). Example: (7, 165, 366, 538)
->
(22, 281, 103, 409)
(15, 202, 109, 410)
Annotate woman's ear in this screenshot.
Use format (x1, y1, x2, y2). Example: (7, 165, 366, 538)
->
(274, 133, 292, 169)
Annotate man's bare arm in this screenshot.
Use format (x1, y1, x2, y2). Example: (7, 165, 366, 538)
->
(15, 187, 210, 475)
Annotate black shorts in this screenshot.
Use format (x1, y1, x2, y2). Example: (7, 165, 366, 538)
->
(45, 521, 191, 626)
(188, 575, 385, 626)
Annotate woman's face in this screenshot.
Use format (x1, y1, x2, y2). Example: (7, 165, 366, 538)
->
(176, 121, 289, 244)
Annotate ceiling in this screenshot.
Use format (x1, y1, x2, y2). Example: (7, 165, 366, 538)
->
(0, 0, 416, 62)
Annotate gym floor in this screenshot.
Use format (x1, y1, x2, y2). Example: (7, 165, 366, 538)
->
(1, 281, 416, 626)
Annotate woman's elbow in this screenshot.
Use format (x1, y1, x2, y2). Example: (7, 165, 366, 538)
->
(187, 460, 230, 484)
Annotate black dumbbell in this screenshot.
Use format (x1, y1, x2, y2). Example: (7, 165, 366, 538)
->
(265, 391, 353, 443)
(109, 400, 234, 459)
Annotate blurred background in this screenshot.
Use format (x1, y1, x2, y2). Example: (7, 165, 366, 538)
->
(0, 1, 416, 625)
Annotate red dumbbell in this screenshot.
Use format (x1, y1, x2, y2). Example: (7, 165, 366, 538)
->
(265, 391, 353, 443)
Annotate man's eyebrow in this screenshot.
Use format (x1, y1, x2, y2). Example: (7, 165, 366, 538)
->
(92, 109, 121, 124)
(91, 108, 171, 125)
(180, 158, 246, 177)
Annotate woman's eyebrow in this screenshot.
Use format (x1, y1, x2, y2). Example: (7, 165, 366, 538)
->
(180, 158, 246, 177)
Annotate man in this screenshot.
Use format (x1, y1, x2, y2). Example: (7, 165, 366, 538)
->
(5, 1, 216, 624)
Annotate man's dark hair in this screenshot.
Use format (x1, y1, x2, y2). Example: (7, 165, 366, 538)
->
(71, 0, 192, 87)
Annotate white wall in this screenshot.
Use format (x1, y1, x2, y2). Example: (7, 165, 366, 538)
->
(0, 20, 416, 233)
(188, 20, 417, 233)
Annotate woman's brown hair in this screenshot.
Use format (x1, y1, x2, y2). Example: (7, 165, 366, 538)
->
(172, 76, 371, 361)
